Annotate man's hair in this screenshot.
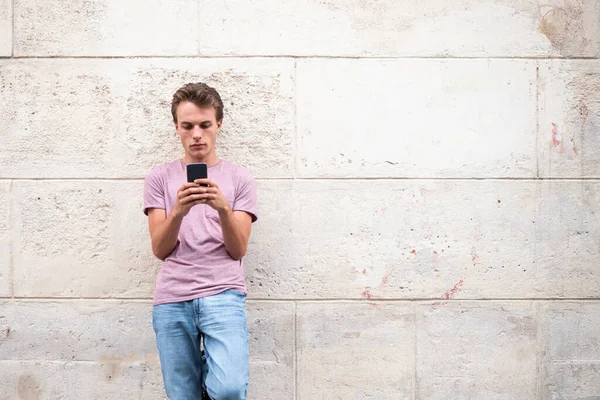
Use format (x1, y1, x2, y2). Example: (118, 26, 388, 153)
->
(171, 82, 224, 124)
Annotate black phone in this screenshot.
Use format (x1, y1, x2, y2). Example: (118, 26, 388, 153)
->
(186, 162, 208, 186)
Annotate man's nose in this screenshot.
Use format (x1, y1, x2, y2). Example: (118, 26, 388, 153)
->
(192, 125, 202, 138)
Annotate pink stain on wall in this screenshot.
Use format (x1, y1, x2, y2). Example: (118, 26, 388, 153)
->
(551, 123, 580, 156)
(362, 290, 372, 299)
(410, 249, 417, 255)
(381, 275, 389, 287)
(443, 280, 464, 300)
(471, 246, 479, 264)
(552, 123, 561, 147)
(362, 269, 367, 274)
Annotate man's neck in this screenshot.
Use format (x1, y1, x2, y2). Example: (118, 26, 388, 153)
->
(183, 154, 220, 166)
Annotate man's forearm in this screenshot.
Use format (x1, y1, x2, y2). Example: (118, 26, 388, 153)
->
(152, 210, 185, 260)
(218, 207, 248, 260)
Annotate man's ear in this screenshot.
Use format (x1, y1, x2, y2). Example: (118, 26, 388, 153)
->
(217, 120, 223, 131)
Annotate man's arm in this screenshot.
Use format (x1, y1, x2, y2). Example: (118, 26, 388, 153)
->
(218, 207, 253, 260)
(147, 208, 184, 260)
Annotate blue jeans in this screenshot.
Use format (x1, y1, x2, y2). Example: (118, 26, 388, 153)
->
(152, 289, 249, 400)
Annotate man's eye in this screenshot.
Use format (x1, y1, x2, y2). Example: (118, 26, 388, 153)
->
(182, 125, 192, 129)
(201, 124, 211, 129)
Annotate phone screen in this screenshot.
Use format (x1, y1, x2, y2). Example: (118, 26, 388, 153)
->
(186, 163, 208, 186)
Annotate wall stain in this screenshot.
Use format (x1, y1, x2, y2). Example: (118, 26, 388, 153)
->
(443, 280, 464, 300)
(539, 3, 586, 56)
(98, 354, 156, 382)
(17, 375, 40, 400)
(551, 122, 580, 157)
(552, 122, 561, 147)
(381, 275, 389, 287)
(507, 315, 535, 336)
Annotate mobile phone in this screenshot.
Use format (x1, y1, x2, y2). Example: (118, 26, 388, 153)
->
(186, 162, 208, 186)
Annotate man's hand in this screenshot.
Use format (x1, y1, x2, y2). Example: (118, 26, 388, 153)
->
(172, 182, 211, 218)
(193, 179, 232, 214)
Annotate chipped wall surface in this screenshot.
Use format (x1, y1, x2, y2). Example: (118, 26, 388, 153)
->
(0, 0, 599, 399)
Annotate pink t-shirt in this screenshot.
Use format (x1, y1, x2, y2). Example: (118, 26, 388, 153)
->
(143, 159, 257, 306)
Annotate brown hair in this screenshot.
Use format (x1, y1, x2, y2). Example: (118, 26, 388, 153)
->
(171, 82, 224, 124)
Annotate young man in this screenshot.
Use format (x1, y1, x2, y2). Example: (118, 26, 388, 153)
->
(143, 82, 257, 400)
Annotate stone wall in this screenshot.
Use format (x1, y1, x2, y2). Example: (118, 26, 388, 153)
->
(1, 0, 599, 398)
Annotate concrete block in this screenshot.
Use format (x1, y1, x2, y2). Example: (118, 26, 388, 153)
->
(0, 0, 11, 56)
(533, 181, 600, 298)
(538, 60, 600, 178)
(540, 302, 600, 399)
(0, 59, 125, 179)
(0, 301, 157, 362)
(198, 0, 600, 57)
(249, 179, 600, 299)
(11, 181, 159, 298)
(296, 59, 537, 178)
(416, 302, 537, 399)
(13, 0, 197, 56)
(0, 360, 165, 399)
(247, 302, 295, 400)
(0, 181, 10, 297)
(247, 179, 600, 299)
(0, 58, 294, 179)
(296, 302, 414, 399)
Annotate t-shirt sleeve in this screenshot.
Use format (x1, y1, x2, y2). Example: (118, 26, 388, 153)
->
(143, 167, 166, 215)
(233, 170, 258, 222)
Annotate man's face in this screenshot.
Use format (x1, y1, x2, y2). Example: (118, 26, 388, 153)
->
(175, 101, 222, 163)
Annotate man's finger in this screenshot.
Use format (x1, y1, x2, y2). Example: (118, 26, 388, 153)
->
(181, 193, 207, 203)
(181, 182, 200, 191)
(182, 187, 208, 197)
(180, 196, 197, 205)
(178, 183, 199, 195)
(194, 178, 218, 188)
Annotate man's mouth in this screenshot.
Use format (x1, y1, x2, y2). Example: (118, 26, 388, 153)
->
(190, 144, 206, 149)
